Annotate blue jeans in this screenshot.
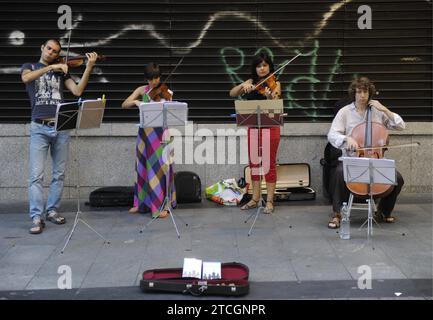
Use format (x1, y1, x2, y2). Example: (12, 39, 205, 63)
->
(29, 121, 70, 219)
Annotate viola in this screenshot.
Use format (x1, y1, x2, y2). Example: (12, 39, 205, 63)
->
(346, 106, 393, 197)
(147, 83, 172, 102)
(55, 54, 106, 68)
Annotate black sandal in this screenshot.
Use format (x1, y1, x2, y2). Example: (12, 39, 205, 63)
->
(29, 218, 45, 234)
(46, 212, 66, 225)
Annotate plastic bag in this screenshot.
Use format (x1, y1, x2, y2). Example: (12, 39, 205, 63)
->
(205, 178, 245, 206)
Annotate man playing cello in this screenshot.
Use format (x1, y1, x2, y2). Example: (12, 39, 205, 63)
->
(327, 76, 405, 229)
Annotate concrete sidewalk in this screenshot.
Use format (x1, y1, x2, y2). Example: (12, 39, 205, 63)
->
(0, 194, 432, 300)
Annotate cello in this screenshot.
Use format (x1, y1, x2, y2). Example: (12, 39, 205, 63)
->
(345, 105, 394, 197)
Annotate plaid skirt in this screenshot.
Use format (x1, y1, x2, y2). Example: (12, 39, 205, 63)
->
(134, 127, 176, 213)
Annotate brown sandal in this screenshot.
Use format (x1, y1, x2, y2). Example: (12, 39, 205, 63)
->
(384, 216, 396, 223)
(240, 199, 259, 210)
(152, 209, 170, 219)
(263, 201, 274, 214)
(328, 216, 341, 229)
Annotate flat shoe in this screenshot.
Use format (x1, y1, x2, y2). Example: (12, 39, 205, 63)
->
(128, 207, 139, 214)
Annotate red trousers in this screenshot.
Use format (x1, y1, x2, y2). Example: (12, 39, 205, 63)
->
(248, 127, 280, 183)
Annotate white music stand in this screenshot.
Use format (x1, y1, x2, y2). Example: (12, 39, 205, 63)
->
(234, 99, 284, 236)
(340, 156, 396, 240)
(138, 101, 188, 238)
(56, 98, 109, 253)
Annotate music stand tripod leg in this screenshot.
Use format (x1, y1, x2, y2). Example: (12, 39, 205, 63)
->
(60, 211, 80, 254)
(246, 198, 265, 236)
(245, 123, 266, 236)
(61, 127, 109, 254)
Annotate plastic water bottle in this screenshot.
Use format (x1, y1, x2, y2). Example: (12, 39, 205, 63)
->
(339, 202, 350, 240)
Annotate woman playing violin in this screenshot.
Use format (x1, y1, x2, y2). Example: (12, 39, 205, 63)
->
(230, 53, 282, 214)
(327, 76, 405, 228)
(121, 62, 175, 218)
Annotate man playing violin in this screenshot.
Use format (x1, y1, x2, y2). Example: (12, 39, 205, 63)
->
(21, 39, 97, 234)
(327, 76, 405, 228)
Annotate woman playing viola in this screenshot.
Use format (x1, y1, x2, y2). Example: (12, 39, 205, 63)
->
(229, 53, 282, 214)
(122, 62, 176, 218)
(327, 76, 405, 228)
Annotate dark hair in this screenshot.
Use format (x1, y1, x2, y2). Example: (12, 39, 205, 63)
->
(348, 76, 376, 101)
(250, 53, 275, 83)
(144, 62, 161, 80)
(43, 39, 62, 50)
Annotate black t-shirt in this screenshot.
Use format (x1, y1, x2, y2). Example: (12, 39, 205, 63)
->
(244, 90, 266, 101)
(21, 62, 71, 121)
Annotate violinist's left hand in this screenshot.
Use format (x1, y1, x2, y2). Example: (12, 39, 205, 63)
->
(264, 87, 280, 100)
(85, 52, 98, 68)
(369, 100, 388, 113)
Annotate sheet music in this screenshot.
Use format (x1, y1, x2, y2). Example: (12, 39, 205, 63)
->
(372, 158, 396, 185)
(202, 261, 222, 280)
(139, 101, 188, 128)
(182, 258, 202, 279)
(78, 99, 105, 129)
(182, 258, 222, 279)
(164, 101, 188, 126)
(340, 157, 396, 185)
(139, 102, 164, 127)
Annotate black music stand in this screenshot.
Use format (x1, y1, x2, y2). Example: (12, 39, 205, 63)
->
(56, 98, 109, 253)
(340, 156, 397, 241)
(234, 99, 284, 236)
(138, 101, 188, 238)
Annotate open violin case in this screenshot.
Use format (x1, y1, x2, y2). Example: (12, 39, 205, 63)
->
(244, 163, 316, 201)
(140, 262, 249, 296)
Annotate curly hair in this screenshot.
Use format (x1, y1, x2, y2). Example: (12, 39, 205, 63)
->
(348, 76, 376, 101)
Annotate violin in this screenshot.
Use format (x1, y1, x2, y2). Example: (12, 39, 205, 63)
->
(147, 83, 172, 102)
(255, 74, 278, 97)
(242, 53, 302, 98)
(144, 57, 183, 102)
(55, 54, 106, 68)
(346, 105, 394, 197)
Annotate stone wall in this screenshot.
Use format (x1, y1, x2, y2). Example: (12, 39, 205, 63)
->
(0, 122, 431, 200)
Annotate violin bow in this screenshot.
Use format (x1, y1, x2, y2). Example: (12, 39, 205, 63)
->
(254, 52, 302, 89)
(147, 56, 184, 95)
(64, 29, 72, 66)
(162, 56, 185, 84)
(357, 142, 420, 151)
